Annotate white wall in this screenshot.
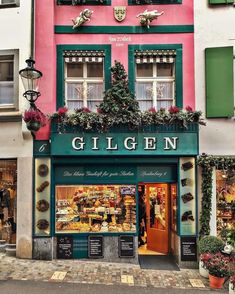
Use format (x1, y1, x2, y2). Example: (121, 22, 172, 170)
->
(194, 2, 235, 236)
(0, 0, 33, 258)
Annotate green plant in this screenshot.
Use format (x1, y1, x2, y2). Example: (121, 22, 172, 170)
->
(198, 236, 225, 255)
(206, 252, 230, 278)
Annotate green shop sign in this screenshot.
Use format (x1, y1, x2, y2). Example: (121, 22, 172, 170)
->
(51, 132, 198, 156)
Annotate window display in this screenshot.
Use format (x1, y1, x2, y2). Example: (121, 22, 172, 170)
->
(55, 185, 136, 233)
(216, 170, 235, 236)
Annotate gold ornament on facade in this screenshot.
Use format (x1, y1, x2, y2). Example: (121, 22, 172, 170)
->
(72, 9, 93, 29)
(136, 9, 164, 29)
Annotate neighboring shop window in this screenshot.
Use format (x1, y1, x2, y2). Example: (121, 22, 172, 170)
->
(0, 159, 17, 244)
(209, 0, 235, 4)
(205, 46, 234, 118)
(55, 185, 136, 233)
(216, 170, 235, 237)
(64, 50, 104, 111)
(135, 50, 176, 111)
(129, 0, 181, 4)
(0, 0, 19, 7)
(0, 50, 19, 110)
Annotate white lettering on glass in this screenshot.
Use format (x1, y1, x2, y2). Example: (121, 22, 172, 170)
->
(92, 137, 99, 150)
(39, 143, 47, 152)
(164, 137, 178, 150)
(144, 137, 157, 150)
(72, 137, 85, 150)
(124, 137, 137, 150)
(106, 137, 118, 150)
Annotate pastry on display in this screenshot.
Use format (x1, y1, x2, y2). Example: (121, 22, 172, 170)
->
(37, 219, 49, 230)
(181, 192, 194, 203)
(36, 181, 49, 192)
(181, 161, 193, 171)
(37, 164, 49, 177)
(36, 199, 49, 212)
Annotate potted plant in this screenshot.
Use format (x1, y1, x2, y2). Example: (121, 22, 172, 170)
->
(206, 252, 230, 289)
(23, 109, 46, 132)
(229, 274, 235, 294)
(198, 236, 225, 278)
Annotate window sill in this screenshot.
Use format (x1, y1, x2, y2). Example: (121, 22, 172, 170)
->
(0, 4, 19, 8)
(0, 111, 22, 122)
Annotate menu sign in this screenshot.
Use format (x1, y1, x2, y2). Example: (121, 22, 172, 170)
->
(181, 236, 197, 261)
(88, 236, 104, 258)
(119, 235, 135, 258)
(57, 236, 73, 259)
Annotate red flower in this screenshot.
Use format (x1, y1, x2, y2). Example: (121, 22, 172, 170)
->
(186, 106, 193, 112)
(77, 107, 91, 113)
(148, 107, 156, 113)
(57, 107, 68, 116)
(168, 106, 180, 114)
(97, 108, 103, 114)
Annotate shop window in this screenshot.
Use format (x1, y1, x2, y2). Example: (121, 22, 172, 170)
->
(135, 50, 176, 111)
(0, 50, 19, 110)
(57, 0, 111, 5)
(205, 46, 234, 118)
(216, 170, 235, 238)
(0, 0, 19, 7)
(57, 45, 111, 110)
(55, 185, 136, 234)
(0, 159, 17, 244)
(128, 0, 181, 4)
(64, 51, 104, 111)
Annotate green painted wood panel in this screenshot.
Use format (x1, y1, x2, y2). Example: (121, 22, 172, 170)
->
(209, 0, 234, 4)
(205, 46, 234, 118)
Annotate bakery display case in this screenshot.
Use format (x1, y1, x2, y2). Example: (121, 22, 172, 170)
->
(216, 171, 235, 236)
(55, 185, 136, 233)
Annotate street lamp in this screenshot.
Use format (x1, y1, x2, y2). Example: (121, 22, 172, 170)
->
(19, 57, 42, 108)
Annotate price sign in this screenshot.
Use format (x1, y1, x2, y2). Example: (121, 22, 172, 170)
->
(88, 236, 103, 258)
(57, 236, 73, 259)
(119, 235, 135, 258)
(181, 236, 197, 261)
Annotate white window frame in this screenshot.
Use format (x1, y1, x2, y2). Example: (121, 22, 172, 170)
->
(0, 50, 19, 111)
(65, 61, 104, 110)
(136, 62, 175, 110)
(0, 0, 19, 7)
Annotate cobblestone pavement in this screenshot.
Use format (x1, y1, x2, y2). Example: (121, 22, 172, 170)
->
(0, 253, 227, 292)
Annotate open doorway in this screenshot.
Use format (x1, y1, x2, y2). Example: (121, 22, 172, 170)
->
(138, 183, 177, 256)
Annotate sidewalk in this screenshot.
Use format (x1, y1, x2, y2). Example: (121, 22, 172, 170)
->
(0, 253, 227, 292)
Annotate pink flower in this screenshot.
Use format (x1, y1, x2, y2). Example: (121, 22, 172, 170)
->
(186, 106, 193, 112)
(77, 107, 91, 113)
(168, 106, 180, 114)
(148, 107, 156, 113)
(57, 107, 68, 116)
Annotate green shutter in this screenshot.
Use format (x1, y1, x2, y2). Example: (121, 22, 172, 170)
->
(205, 46, 234, 118)
(209, 0, 234, 4)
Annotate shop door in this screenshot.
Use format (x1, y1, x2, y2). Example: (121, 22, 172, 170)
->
(146, 184, 169, 254)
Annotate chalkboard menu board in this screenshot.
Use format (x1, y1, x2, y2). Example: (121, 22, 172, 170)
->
(181, 236, 197, 261)
(119, 235, 135, 258)
(57, 236, 73, 259)
(88, 236, 103, 258)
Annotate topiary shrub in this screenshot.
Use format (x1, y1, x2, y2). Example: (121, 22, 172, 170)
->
(198, 236, 225, 255)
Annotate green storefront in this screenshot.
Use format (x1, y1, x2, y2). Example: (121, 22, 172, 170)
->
(33, 124, 198, 265)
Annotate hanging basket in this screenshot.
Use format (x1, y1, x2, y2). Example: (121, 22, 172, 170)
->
(208, 274, 225, 289)
(26, 121, 41, 132)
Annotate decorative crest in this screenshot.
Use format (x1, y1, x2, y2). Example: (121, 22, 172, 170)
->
(114, 6, 126, 22)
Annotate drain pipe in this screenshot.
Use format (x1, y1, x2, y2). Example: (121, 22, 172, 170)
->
(30, 0, 35, 58)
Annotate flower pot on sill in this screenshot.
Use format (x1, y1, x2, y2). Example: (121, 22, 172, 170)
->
(199, 260, 209, 278)
(26, 121, 41, 132)
(208, 274, 225, 289)
(229, 282, 235, 294)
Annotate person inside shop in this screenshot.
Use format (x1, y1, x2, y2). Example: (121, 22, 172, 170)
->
(138, 184, 146, 247)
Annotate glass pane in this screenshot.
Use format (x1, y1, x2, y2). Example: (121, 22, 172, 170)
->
(66, 82, 83, 100)
(0, 83, 14, 104)
(55, 185, 136, 233)
(157, 100, 173, 110)
(157, 63, 174, 77)
(136, 63, 153, 77)
(156, 82, 174, 99)
(0, 60, 13, 81)
(67, 63, 83, 77)
(149, 186, 166, 230)
(136, 82, 153, 111)
(87, 63, 103, 78)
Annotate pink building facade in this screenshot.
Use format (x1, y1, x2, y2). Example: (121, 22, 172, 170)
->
(33, 0, 198, 266)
